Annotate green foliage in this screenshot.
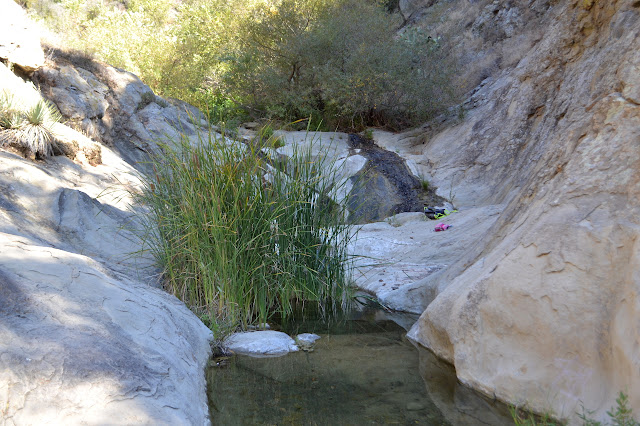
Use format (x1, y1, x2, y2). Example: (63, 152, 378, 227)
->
(510, 407, 564, 426)
(258, 123, 274, 140)
(0, 91, 62, 158)
(198, 90, 249, 128)
(217, 0, 454, 130)
(27, 0, 177, 94)
(0, 92, 22, 130)
(137, 91, 157, 111)
(420, 178, 430, 191)
(511, 392, 639, 426)
(26, 0, 454, 131)
(578, 392, 640, 426)
(256, 122, 285, 148)
(135, 128, 356, 333)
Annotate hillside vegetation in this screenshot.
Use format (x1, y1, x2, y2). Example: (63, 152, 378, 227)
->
(22, 0, 455, 130)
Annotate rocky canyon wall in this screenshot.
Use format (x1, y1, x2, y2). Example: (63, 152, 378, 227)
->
(401, 0, 640, 422)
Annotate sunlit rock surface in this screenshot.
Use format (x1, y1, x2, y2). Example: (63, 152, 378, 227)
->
(0, 0, 44, 73)
(397, 0, 640, 423)
(0, 17, 212, 422)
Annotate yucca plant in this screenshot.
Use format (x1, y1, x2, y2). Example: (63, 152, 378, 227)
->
(135, 127, 357, 334)
(0, 92, 62, 158)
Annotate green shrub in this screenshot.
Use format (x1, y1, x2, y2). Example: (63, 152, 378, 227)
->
(607, 392, 638, 426)
(217, 0, 454, 130)
(27, 0, 177, 94)
(578, 392, 640, 426)
(511, 392, 639, 426)
(26, 0, 455, 131)
(135, 128, 356, 333)
(510, 407, 564, 426)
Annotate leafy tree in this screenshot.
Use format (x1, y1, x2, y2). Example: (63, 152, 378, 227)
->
(214, 0, 453, 130)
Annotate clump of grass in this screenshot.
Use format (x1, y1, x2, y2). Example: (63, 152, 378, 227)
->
(136, 128, 356, 334)
(510, 407, 564, 426)
(0, 91, 62, 158)
(255, 122, 285, 149)
(511, 392, 639, 426)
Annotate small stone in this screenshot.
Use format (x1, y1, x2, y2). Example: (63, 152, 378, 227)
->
(296, 333, 321, 344)
(242, 122, 260, 129)
(247, 323, 271, 330)
(296, 333, 321, 351)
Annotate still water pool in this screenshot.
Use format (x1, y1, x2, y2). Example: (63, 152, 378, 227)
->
(207, 311, 513, 425)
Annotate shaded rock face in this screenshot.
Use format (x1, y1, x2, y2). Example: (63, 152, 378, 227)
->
(275, 131, 434, 223)
(396, 0, 640, 423)
(399, 0, 438, 22)
(0, 144, 213, 424)
(347, 135, 431, 223)
(0, 233, 212, 424)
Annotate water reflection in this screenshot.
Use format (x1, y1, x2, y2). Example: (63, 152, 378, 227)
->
(207, 313, 512, 425)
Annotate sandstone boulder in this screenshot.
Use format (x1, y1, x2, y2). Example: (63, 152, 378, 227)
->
(0, 232, 212, 425)
(0, 140, 213, 423)
(350, 205, 503, 313)
(34, 53, 210, 170)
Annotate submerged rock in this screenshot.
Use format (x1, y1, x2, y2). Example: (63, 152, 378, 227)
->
(225, 331, 299, 357)
(296, 333, 321, 351)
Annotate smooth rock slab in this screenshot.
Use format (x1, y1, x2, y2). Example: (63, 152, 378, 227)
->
(225, 331, 299, 357)
(0, 233, 213, 425)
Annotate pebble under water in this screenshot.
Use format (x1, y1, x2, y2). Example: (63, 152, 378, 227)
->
(207, 310, 513, 425)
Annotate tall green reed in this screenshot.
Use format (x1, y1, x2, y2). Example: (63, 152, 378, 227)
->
(136, 128, 356, 334)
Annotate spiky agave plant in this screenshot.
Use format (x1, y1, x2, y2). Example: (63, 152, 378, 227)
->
(19, 99, 62, 157)
(0, 93, 62, 158)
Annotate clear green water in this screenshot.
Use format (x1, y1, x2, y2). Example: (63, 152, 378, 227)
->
(207, 310, 513, 425)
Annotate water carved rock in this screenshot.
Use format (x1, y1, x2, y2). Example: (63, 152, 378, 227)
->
(399, 0, 640, 422)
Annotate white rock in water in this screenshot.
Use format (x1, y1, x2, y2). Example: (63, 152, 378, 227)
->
(296, 333, 321, 345)
(225, 331, 299, 357)
(296, 333, 321, 343)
